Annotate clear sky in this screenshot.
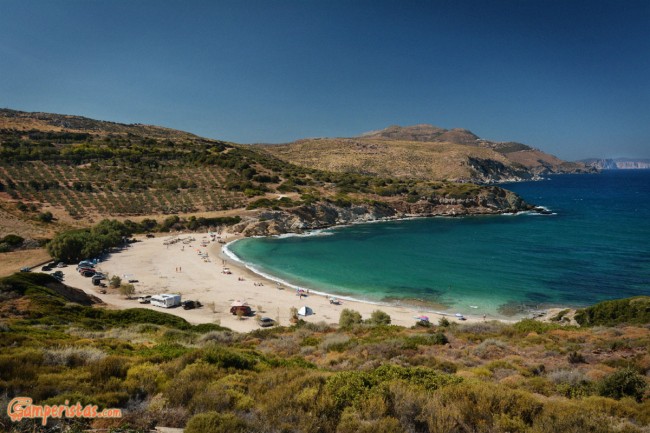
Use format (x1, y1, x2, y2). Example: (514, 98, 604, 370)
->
(1, 0, 648, 160)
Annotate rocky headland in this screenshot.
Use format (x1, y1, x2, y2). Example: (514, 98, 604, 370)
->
(234, 187, 533, 236)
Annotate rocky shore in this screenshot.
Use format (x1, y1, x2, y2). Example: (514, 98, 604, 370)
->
(233, 187, 534, 236)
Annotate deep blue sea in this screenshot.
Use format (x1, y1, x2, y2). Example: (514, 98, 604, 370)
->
(227, 171, 650, 318)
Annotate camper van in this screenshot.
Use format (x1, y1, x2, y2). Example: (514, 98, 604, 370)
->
(151, 294, 181, 308)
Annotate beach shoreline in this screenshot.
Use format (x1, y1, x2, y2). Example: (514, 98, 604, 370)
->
(58, 231, 518, 333)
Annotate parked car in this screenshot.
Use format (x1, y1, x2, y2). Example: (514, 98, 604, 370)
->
(258, 317, 276, 327)
(81, 269, 95, 277)
(41, 265, 52, 272)
(56, 262, 67, 268)
(138, 295, 152, 304)
(20, 267, 31, 273)
(182, 300, 196, 310)
(53, 270, 63, 278)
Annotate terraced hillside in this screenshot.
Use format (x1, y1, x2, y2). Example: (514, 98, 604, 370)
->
(0, 110, 533, 240)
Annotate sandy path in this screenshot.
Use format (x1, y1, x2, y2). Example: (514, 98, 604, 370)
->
(59, 232, 489, 332)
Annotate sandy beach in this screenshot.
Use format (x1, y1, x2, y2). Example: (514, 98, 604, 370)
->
(60, 232, 491, 332)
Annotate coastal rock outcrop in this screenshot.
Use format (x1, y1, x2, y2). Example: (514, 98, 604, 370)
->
(233, 188, 533, 236)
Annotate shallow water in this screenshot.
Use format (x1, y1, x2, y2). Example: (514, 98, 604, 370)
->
(228, 170, 650, 318)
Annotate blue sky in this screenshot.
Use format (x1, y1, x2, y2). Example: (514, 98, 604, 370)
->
(1, 0, 648, 160)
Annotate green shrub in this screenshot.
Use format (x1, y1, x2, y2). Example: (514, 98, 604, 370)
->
(367, 310, 392, 326)
(402, 332, 448, 349)
(326, 364, 462, 410)
(567, 351, 586, 364)
(339, 309, 363, 328)
(575, 296, 650, 326)
(185, 411, 248, 433)
(109, 275, 121, 288)
(202, 345, 258, 370)
(512, 319, 565, 334)
(89, 355, 129, 382)
(1, 234, 24, 247)
(598, 368, 647, 402)
(37, 211, 53, 223)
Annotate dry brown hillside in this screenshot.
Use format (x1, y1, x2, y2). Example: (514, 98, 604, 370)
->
(265, 138, 524, 182)
(264, 124, 594, 182)
(0, 108, 204, 141)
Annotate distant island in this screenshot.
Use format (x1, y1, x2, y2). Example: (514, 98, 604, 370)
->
(581, 158, 650, 170)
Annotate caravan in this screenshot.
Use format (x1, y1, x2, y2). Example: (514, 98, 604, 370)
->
(151, 294, 181, 308)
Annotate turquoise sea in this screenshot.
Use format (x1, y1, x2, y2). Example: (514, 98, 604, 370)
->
(227, 170, 650, 318)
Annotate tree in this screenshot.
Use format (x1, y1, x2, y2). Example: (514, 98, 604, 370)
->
(119, 283, 135, 299)
(46, 219, 132, 263)
(46, 230, 93, 263)
(339, 309, 363, 328)
(109, 275, 122, 289)
(37, 211, 53, 223)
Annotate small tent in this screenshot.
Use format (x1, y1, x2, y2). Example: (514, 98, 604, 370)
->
(298, 306, 313, 316)
(230, 300, 252, 316)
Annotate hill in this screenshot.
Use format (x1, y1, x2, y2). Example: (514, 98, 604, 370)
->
(0, 272, 648, 432)
(0, 109, 534, 243)
(264, 124, 593, 182)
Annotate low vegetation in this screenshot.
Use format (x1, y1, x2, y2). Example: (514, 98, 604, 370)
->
(0, 274, 648, 432)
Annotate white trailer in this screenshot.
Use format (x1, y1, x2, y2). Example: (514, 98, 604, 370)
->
(151, 293, 181, 308)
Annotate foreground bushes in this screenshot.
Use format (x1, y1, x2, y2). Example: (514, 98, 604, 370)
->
(1, 273, 649, 433)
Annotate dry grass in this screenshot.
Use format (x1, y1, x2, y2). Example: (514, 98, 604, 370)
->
(265, 138, 517, 181)
(0, 248, 51, 277)
(0, 203, 58, 238)
(505, 149, 565, 168)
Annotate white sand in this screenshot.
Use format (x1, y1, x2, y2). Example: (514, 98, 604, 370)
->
(61, 232, 489, 332)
